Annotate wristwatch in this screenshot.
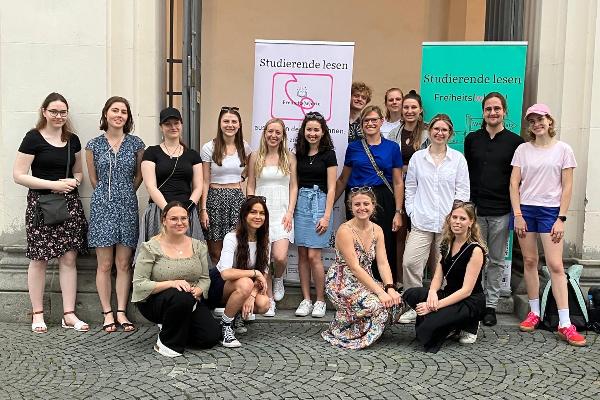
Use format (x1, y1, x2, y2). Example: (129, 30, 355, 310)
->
(384, 284, 395, 291)
(395, 209, 404, 215)
(558, 215, 567, 222)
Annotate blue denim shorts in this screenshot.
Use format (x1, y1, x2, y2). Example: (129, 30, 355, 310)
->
(294, 186, 333, 248)
(509, 205, 559, 233)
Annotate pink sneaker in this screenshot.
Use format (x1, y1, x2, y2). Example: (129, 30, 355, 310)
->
(519, 312, 540, 332)
(557, 324, 587, 347)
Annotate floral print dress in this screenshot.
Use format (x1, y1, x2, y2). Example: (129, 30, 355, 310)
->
(322, 223, 389, 349)
(86, 134, 145, 248)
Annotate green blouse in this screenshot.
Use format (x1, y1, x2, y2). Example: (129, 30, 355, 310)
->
(132, 237, 210, 303)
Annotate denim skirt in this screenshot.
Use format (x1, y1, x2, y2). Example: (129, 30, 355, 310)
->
(294, 186, 333, 248)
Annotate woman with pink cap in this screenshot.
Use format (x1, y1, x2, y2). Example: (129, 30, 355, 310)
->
(509, 103, 585, 346)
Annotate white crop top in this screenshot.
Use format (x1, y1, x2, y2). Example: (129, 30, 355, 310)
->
(201, 140, 252, 184)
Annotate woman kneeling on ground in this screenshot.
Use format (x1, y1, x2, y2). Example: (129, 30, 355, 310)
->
(208, 196, 272, 348)
(132, 201, 220, 357)
(403, 201, 487, 353)
(322, 187, 401, 349)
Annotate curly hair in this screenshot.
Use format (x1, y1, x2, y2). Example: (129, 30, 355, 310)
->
(351, 81, 373, 103)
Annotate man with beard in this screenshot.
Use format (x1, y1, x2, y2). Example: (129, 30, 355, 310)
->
(348, 82, 372, 142)
(464, 92, 524, 327)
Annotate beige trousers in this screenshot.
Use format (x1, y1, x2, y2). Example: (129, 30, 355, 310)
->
(402, 228, 443, 290)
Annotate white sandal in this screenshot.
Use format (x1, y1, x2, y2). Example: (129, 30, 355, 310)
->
(31, 310, 47, 334)
(61, 311, 89, 332)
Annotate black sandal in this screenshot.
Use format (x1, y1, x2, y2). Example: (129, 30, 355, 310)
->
(117, 310, 136, 332)
(102, 310, 117, 333)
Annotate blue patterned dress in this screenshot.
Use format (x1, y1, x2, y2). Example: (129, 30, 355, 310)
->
(86, 134, 145, 248)
(322, 223, 389, 349)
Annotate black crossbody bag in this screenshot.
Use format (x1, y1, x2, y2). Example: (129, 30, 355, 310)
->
(34, 141, 71, 226)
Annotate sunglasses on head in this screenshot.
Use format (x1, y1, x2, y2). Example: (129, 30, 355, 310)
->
(350, 186, 373, 194)
(221, 106, 240, 113)
(452, 200, 476, 209)
(305, 112, 324, 120)
(247, 195, 267, 203)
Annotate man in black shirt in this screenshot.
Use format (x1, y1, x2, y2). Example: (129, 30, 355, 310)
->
(464, 92, 524, 326)
(348, 82, 372, 142)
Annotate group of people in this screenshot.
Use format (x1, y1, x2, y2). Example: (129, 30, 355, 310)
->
(13, 83, 585, 357)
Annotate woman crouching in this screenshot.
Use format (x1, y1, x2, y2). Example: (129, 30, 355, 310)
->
(322, 187, 401, 349)
(403, 201, 487, 353)
(208, 196, 272, 348)
(132, 201, 220, 357)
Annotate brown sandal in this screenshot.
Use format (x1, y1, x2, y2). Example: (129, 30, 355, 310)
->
(101, 310, 117, 333)
(116, 310, 136, 332)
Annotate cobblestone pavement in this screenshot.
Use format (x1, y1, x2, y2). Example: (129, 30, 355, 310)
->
(0, 322, 598, 400)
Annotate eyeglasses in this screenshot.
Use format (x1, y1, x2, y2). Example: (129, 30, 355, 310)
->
(305, 112, 324, 120)
(362, 118, 381, 125)
(484, 106, 503, 113)
(221, 106, 239, 113)
(350, 186, 373, 194)
(46, 109, 68, 118)
(247, 195, 267, 203)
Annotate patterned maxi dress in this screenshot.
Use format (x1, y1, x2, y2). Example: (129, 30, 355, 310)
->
(322, 224, 389, 349)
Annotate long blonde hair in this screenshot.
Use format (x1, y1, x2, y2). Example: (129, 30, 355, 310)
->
(440, 201, 488, 257)
(255, 118, 291, 176)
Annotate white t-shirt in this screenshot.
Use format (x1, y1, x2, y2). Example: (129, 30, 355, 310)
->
(511, 141, 577, 207)
(201, 140, 252, 184)
(216, 232, 270, 273)
(380, 119, 402, 137)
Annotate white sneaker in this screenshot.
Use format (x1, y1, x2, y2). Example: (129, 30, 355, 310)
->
(273, 277, 285, 301)
(154, 335, 182, 357)
(398, 309, 417, 324)
(263, 299, 276, 317)
(244, 313, 256, 321)
(311, 301, 327, 318)
(295, 299, 313, 317)
(459, 331, 478, 344)
(221, 323, 242, 348)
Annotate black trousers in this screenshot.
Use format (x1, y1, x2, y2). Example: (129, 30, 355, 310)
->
(345, 184, 397, 283)
(136, 288, 221, 354)
(403, 287, 482, 353)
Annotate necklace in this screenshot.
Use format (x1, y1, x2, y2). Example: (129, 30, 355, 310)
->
(163, 239, 185, 256)
(308, 154, 317, 165)
(106, 134, 124, 153)
(163, 143, 181, 159)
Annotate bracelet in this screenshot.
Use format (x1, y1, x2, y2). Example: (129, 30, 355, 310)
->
(253, 270, 257, 279)
(514, 212, 522, 216)
(384, 284, 395, 291)
(199, 208, 207, 212)
(395, 209, 403, 215)
(74, 178, 81, 186)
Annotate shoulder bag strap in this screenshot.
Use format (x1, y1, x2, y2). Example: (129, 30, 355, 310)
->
(65, 139, 71, 178)
(361, 139, 394, 194)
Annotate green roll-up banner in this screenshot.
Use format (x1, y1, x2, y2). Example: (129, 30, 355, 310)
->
(420, 41, 528, 295)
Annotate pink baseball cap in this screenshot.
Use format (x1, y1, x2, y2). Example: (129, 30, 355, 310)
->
(525, 103, 552, 118)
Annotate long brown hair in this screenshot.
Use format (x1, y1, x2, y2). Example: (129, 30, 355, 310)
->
(295, 112, 334, 157)
(212, 107, 247, 167)
(234, 197, 270, 271)
(99, 96, 135, 133)
(401, 90, 427, 151)
(440, 201, 488, 257)
(35, 92, 75, 142)
(255, 118, 291, 176)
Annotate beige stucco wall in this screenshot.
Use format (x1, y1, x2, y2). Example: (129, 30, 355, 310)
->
(524, 0, 600, 260)
(198, 0, 485, 144)
(0, 0, 164, 247)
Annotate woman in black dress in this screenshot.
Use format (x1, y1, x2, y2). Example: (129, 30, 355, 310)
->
(403, 201, 487, 353)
